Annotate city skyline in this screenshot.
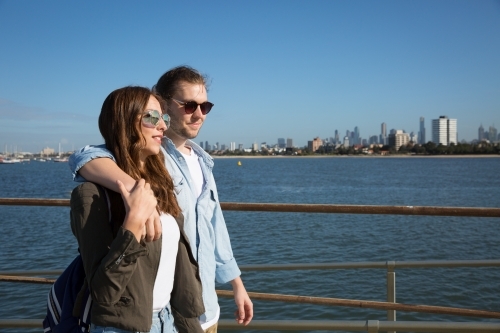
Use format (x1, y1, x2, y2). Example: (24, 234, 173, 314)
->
(3, 117, 499, 155)
(1, 1, 499, 152)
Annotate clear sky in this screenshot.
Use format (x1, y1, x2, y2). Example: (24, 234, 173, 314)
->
(1, 0, 499, 153)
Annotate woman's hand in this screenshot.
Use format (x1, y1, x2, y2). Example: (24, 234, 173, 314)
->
(117, 179, 157, 242)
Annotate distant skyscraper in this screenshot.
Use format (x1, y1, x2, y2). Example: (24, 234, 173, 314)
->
(419, 117, 426, 144)
(286, 138, 293, 148)
(489, 125, 497, 142)
(238, 143, 243, 151)
(343, 136, 349, 147)
(432, 116, 457, 145)
(380, 123, 387, 145)
(278, 138, 285, 148)
(478, 124, 485, 141)
(230, 142, 236, 151)
(354, 126, 360, 145)
(200, 141, 204, 149)
(334, 130, 339, 144)
(205, 141, 209, 150)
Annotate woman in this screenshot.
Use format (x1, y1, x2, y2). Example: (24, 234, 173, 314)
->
(70, 86, 204, 333)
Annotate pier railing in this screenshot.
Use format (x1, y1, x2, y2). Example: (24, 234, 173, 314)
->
(1, 198, 500, 332)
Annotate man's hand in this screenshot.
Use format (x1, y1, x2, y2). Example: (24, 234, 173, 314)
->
(117, 179, 157, 242)
(231, 277, 253, 325)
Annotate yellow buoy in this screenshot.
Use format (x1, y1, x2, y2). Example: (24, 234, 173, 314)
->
(237, 161, 242, 166)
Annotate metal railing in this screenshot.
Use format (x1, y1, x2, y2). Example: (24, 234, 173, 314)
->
(1, 198, 500, 332)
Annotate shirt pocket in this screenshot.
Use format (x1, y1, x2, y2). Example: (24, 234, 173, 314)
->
(172, 175, 184, 195)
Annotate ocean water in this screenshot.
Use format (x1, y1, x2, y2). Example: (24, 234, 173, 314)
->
(0, 156, 499, 332)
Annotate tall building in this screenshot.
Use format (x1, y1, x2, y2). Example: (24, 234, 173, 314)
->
(230, 142, 236, 151)
(353, 126, 360, 145)
(432, 116, 457, 145)
(334, 130, 339, 144)
(205, 141, 209, 151)
(307, 137, 323, 152)
(478, 124, 485, 141)
(388, 130, 410, 151)
(418, 117, 426, 144)
(489, 125, 498, 142)
(343, 136, 349, 147)
(380, 123, 387, 145)
(278, 138, 286, 148)
(200, 141, 204, 149)
(286, 138, 293, 148)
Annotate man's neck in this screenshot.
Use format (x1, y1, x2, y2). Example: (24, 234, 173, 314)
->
(166, 132, 191, 155)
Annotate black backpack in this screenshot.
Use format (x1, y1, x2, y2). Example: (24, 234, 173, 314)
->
(43, 254, 92, 333)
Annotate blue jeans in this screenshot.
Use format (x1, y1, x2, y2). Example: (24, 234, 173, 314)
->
(90, 304, 178, 333)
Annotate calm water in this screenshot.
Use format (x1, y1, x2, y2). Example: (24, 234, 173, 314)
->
(0, 157, 499, 332)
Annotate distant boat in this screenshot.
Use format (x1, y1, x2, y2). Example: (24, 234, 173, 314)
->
(0, 158, 21, 164)
(53, 157, 68, 162)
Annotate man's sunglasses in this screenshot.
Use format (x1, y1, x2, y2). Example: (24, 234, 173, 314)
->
(170, 98, 214, 115)
(142, 109, 170, 128)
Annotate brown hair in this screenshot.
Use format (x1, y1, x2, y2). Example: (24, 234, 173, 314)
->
(153, 65, 209, 100)
(98, 86, 180, 217)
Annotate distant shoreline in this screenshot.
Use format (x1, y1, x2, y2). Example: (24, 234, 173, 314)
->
(212, 154, 500, 159)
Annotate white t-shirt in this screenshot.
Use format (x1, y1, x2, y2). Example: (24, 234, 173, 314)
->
(180, 147, 220, 329)
(152, 213, 180, 311)
(181, 148, 204, 198)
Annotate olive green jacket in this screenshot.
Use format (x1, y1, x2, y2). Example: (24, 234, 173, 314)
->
(70, 182, 204, 333)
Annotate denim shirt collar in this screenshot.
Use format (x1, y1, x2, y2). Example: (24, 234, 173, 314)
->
(162, 137, 214, 171)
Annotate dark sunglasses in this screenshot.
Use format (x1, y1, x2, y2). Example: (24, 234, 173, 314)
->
(170, 98, 214, 115)
(142, 109, 170, 128)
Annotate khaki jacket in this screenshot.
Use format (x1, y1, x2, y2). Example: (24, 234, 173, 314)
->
(70, 182, 204, 332)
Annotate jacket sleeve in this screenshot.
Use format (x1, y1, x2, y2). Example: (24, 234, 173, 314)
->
(68, 145, 116, 182)
(70, 182, 147, 306)
(209, 178, 242, 283)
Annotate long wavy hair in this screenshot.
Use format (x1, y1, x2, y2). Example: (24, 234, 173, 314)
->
(98, 86, 180, 217)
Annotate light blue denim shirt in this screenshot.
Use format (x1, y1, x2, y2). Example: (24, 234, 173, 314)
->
(68, 138, 241, 323)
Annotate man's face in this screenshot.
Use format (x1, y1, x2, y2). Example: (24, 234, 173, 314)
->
(166, 81, 208, 143)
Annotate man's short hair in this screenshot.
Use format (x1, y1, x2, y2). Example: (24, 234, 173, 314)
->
(154, 66, 209, 100)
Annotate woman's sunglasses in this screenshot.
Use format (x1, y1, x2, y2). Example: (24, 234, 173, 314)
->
(170, 98, 214, 115)
(142, 109, 170, 128)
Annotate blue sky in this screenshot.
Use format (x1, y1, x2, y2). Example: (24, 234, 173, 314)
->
(0, 0, 499, 153)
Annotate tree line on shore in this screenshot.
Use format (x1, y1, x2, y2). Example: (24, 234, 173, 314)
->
(209, 141, 500, 156)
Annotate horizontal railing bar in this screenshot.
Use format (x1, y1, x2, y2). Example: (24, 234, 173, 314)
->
(2, 275, 498, 319)
(239, 260, 500, 271)
(2, 259, 499, 277)
(217, 290, 500, 319)
(1, 198, 499, 217)
(2, 319, 500, 332)
(221, 202, 500, 217)
(218, 320, 500, 332)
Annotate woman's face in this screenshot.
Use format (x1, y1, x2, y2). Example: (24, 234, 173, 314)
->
(138, 95, 167, 164)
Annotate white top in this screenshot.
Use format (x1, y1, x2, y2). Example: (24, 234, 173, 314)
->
(152, 213, 180, 311)
(181, 147, 220, 328)
(181, 148, 204, 198)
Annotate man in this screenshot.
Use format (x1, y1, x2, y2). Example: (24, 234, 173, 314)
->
(69, 66, 253, 332)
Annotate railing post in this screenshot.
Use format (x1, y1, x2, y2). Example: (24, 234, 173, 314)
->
(387, 261, 396, 333)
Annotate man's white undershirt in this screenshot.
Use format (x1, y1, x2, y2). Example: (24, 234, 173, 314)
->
(180, 147, 220, 329)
